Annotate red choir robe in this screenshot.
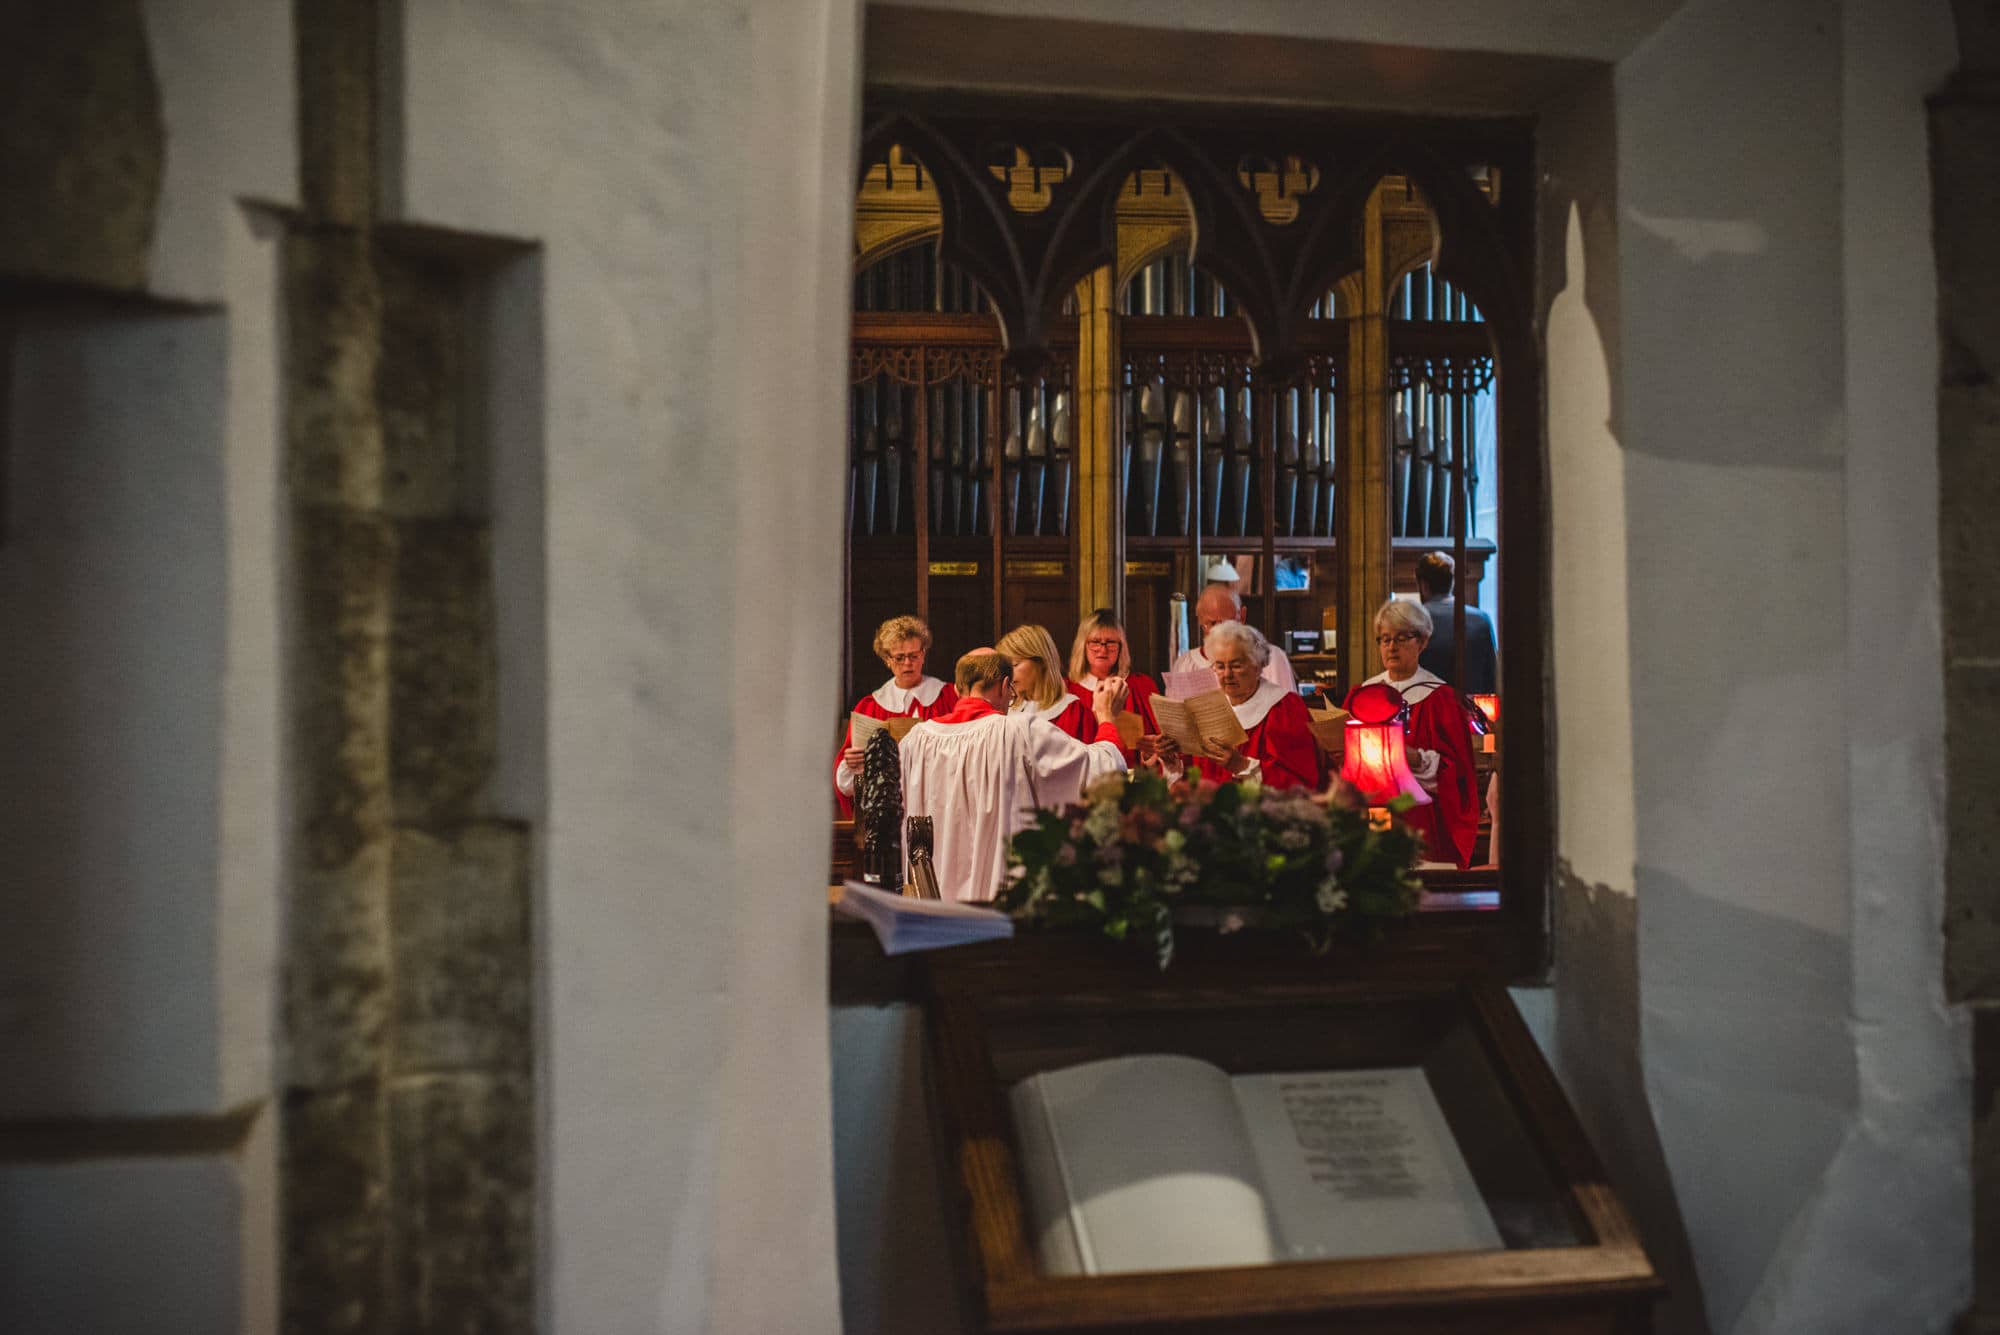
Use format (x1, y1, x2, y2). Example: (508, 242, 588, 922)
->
(833, 675, 958, 818)
(1068, 672, 1159, 762)
(1016, 689, 1097, 744)
(1350, 669, 1479, 869)
(1187, 680, 1323, 791)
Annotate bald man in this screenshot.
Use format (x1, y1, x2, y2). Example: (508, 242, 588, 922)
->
(1169, 584, 1297, 690)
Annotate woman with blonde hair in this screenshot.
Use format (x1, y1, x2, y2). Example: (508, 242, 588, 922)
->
(833, 613, 958, 818)
(1066, 608, 1158, 755)
(997, 623, 1100, 744)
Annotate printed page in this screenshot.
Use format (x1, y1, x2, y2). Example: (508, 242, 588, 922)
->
(849, 712, 884, 749)
(1148, 695, 1208, 758)
(1009, 1055, 1278, 1276)
(1185, 690, 1249, 748)
(1162, 668, 1217, 700)
(1229, 1068, 1501, 1261)
(885, 714, 920, 742)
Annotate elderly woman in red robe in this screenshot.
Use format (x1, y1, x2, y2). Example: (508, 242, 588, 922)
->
(1348, 597, 1480, 867)
(834, 614, 958, 818)
(1160, 621, 1321, 790)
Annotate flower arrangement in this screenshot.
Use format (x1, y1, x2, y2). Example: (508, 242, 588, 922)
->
(996, 769, 1425, 969)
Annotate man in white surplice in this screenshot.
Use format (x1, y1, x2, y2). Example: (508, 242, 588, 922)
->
(901, 648, 1129, 902)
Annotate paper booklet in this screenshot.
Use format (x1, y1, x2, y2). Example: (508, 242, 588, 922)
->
(1009, 1056, 1500, 1277)
(850, 712, 921, 749)
(1162, 668, 1219, 700)
(1303, 703, 1350, 751)
(1149, 690, 1249, 757)
(835, 880, 1014, 955)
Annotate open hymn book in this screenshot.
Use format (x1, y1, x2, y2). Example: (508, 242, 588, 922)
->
(850, 712, 921, 748)
(1008, 1056, 1501, 1276)
(1148, 692, 1248, 758)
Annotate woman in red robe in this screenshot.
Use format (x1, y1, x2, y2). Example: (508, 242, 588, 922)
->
(1172, 621, 1321, 791)
(1066, 607, 1158, 762)
(833, 614, 958, 818)
(998, 623, 1099, 744)
(1347, 598, 1479, 867)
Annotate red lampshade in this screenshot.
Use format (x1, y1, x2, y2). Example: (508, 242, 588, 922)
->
(1471, 693, 1499, 727)
(1340, 720, 1432, 807)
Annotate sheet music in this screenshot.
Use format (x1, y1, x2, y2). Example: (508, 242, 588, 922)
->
(1163, 668, 1217, 700)
(1185, 691, 1248, 747)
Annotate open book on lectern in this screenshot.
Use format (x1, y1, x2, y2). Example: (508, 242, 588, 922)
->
(1008, 1056, 1501, 1277)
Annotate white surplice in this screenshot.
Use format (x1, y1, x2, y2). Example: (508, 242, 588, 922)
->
(901, 707, 1127, 903)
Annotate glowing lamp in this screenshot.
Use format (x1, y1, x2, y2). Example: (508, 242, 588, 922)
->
(1470, 693, 1499, 753)
(1340, 720, 1432, 808)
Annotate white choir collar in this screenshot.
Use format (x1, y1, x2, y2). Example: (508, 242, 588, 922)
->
(1229, 678, 1291, 729)
(873, 675, 948, 712)
(1013, 692, 1082, 725)
(1364, 666, 1446, 705)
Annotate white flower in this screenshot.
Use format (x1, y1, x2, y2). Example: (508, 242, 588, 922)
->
(1083, 802, 1120, 843)
(1315, 880, 1348, 914)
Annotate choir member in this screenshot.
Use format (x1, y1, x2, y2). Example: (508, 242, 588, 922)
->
(1067, 608, 1158, 757)
(833, 614, 958, 818)
(1169, 585, 1297, 690)
(1165, 621, 1321, 790)
(1348, 598, 1479, 868)
(901, 649, 1128, 902)
(997, 623, 1095, 743)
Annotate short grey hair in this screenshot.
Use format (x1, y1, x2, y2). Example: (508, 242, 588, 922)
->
(1203, 619, 1270, 669)
(1374, 597, 1433, 639)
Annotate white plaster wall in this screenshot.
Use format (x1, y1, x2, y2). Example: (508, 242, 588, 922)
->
(877, 0, 1689, 62)
(141, 0, 297, 304)
(0, 1155, 247, 1335)
(1566, 0, 1970, 1329)
(395, 2, 861, 1330)
(0, 6, 290, 1331)
(0, 306, 233, 1117)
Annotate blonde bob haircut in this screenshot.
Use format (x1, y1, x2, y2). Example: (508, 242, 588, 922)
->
(1373, 597, 1434, 640)
(1067, 607, 1133, 680)
(996, 624, 1068, 710)
(872, 614, 934, 665)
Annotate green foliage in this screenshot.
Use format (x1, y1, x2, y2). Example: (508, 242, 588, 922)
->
(996, 772, 1424, 969)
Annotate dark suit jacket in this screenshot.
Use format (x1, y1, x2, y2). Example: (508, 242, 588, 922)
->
(1419, 596, 1497, 693)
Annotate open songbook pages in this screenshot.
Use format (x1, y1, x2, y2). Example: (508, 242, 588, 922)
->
(1148, 690, 1249, 758)
(835, 880, 1014, 954)
(850, 712, 921, 749)
(1009, 1056, 1500, 1276)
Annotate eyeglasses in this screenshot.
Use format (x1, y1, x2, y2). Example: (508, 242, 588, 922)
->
(885, 651, 924, 665)
(1084, 638, 1123, 650)
(1375, 632, 1422, 647)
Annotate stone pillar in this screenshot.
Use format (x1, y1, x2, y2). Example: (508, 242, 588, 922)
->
(1938, 15, 2000, 1329)
(283, 5, 533, 1330)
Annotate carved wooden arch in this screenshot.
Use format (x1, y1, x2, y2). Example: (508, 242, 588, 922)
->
(854, 221, 940, 275)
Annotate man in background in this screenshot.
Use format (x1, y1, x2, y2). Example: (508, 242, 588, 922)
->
(1415, 550, 1497, 692)
(1169, 584, 1297, 690)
